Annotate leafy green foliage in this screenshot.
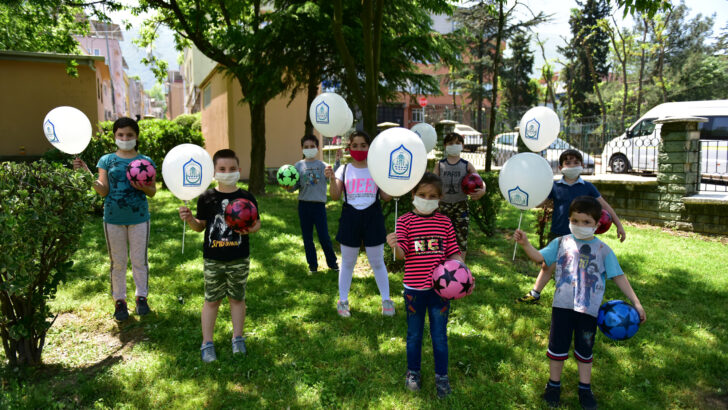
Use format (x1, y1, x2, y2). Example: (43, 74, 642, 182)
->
(0, 161, 95, 366)
(469, 171, 501, 237)
(501, 32, 538, 129)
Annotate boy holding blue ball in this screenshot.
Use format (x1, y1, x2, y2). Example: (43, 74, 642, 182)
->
(514, 196, 645, 409)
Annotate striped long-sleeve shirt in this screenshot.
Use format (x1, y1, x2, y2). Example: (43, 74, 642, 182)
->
(396, 211, 460, 289)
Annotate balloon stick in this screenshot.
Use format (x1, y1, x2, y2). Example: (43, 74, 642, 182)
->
(512, 210, 523, 261)
(393, 197, 399, 261)
(182, 200, 188, 254)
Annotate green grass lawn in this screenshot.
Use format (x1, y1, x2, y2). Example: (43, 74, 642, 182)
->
(2, 185, 727, 409)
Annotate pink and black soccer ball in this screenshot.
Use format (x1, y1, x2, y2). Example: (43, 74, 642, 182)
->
(595, 209, 612, 234)
(225, 198, 258, 232)
(432, 260, 474, 300)
(461, 173, 484, 195)
(126, 159, 156, 186)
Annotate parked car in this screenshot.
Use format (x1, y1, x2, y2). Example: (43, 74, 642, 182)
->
(601, 100, 728, 175)
(493, 131, 595, 173)
(453, 124, 483, 152)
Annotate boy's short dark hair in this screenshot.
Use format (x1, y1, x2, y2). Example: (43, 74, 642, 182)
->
(348, 130, 371, 146)
(301, 135, 319, 147)
(569, 196, 602, 222)
(213, 149, 239, 166)
(412, 172, 443, 196)
(443, 132, 464, 145)
(559, 149, 584, 167)
(113, 117, 140, 136)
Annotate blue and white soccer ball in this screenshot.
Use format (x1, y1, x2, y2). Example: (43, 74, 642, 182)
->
(597, 300, 641, 341)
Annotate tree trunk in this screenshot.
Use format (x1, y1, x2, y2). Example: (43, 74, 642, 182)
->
(485, 2, 504, 172)
(636, 18, 647, 119)
(304, 67, 319, 136)
(583, 41, 607, 141)
(608, 17, 628, 129)
(248, 100, 267, 195)
(476, 35, 484, 134)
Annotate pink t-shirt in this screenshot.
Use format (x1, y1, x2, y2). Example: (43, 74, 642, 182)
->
(335, 164, 378, 210)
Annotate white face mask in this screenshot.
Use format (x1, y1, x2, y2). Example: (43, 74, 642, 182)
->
(302, 148, 318, 159)
(116, 139, 136, 151)
(412, 196, 439, 214)
(215, 171, 240, 186)
(445, 144, 463, 156)
(561, 166, 583, 179)
(569, 223, 597, 240)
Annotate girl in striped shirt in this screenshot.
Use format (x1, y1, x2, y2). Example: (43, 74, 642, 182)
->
(386, 172, 464, 398)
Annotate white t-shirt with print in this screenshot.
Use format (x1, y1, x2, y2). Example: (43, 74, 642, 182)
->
(335, 164, 378, 210)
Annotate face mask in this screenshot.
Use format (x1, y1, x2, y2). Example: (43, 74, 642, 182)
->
(116, 139, 136, 151)
(215, 171, 240, 186)
(569, 223, 596, 240)
(445, 144, 463, 156)
(412, 196, 439, 214)
(349, 149, 368, 161)
(302, 148, 318, 159)
(561, 166, 583, 179)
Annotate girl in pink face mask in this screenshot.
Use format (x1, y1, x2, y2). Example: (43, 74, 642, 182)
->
(324, 131, 394, 318)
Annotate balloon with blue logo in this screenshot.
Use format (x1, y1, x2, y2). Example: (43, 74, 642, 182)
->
(518, 106, 560, 152)
(309, 93, 350, 138)
(42, 106, 92, 155)
(410, 122, 437, 153)
(597, 300, 641, 341)
(368, 127, 427, 197)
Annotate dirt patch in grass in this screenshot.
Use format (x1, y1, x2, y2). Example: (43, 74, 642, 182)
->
(703, 392, 728, 409)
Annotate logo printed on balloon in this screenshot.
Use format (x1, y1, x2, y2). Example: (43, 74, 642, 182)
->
(315, 101, 329, 124)
(388, 144, 412, 180)
(44, 120, 59, 143)
(525, 118, 540, 140)
(507, 186, 529, 207)
(183, 158, 202, 186)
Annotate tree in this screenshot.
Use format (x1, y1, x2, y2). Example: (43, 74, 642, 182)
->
(501, 31, 538, 128)
(136, 0, 288, 194)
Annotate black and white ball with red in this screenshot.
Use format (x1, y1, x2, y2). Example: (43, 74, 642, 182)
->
(224, 198, 258, 232)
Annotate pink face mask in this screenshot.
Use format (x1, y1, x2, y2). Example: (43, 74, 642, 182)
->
(349, 149, 368, 161)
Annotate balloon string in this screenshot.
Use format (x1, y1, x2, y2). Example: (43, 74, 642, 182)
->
(182, 200, 188, 254)
(393, 197, 399, 261)
(512, 210, 523, 261)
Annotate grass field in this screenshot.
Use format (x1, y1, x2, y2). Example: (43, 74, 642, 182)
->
(1, 184, 727, 409)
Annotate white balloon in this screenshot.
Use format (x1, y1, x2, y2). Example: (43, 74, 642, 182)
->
(368, 127, 427, 197)
(42, 106, 92, 155)
(519, 106, 560, 152)
(162, 144, 214, 201)
(337, 107, 354, 136)
(498, 153, 554, 210)
(410, 123, 437, 153)
(309, 93, 350, 138)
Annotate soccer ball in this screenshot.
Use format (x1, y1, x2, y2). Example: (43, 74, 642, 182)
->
(277, 164, 299, 187)
(224, 198, 258, 232)
(597, 300, 640, 341)
(432, 260, 474, 300)
(461, 173, 484, 195)
(126, 159, 156, 185)
(595, 209, 612, 234)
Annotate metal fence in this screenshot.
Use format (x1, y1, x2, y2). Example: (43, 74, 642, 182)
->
(700, 139, 728, 192)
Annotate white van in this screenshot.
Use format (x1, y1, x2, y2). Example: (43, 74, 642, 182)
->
(601, 100, 728, 175)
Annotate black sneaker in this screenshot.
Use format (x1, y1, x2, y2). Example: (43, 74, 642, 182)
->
(542, 384, 561, 407)
(135, 296, 151, 316)
(435, 374, 452, 398)
(114, 300, 129, 322)
(404, 370, 421, 391)
(579, 388, 598, 410)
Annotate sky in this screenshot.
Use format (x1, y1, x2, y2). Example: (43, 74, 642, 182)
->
(103, 0, 728, 90)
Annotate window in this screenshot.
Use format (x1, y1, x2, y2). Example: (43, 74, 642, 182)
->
(203, 85, 212, 108)
(97, 79, 100, 99)
(704, 116, 728, 140)
(93, 49, 101, 56)
(448, 82, 459, 96)
(630, 118, 656, 138)
(412, 109, 423, 123)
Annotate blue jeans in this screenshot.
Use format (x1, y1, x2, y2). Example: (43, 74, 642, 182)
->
(298, 201, 338, 271)
(403, 288, 450, 375)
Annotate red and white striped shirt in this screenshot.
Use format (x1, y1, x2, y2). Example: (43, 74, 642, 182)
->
(396, 211, 460, 289)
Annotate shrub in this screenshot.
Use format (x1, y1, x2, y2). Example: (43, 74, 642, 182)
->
(469, 171, 501, 237)
(0, 161, 95, 366)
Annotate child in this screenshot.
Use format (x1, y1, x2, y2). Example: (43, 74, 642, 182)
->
(73, 117, 156, 322)
(324, 131, 395, 318)
(289, 135, 339, 273)
(433, 132, 485, 259)
(517, 149, 626, 304)
(386, 172, 462, 398)
(513, 196, 645, 409)
(178, 149, 261, 362)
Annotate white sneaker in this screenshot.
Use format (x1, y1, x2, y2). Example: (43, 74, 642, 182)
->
(382, 299, 395, 316)
(337, 300, 351, 317)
